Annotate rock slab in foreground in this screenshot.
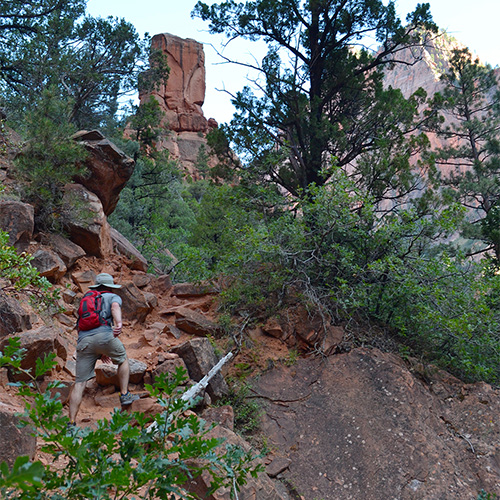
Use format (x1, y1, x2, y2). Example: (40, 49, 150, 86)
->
(254, 347, 500, 500)
(0, 401, 36, 467)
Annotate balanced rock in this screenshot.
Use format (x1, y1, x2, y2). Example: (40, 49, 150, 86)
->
(73, 130, 135, 216)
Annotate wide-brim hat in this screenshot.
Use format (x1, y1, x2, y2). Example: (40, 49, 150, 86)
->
(89, 273, 122, 289)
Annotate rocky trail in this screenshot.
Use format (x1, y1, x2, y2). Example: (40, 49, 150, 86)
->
(1, 251, 500, 499)
(1, 40, 500, 494)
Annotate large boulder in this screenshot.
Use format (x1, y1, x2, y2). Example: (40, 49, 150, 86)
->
(0, 200, 34, 252)
(0, 326, 68, 382)
(144, 33, 208, 133)
(253, 348, 500, 500)
(171, 338, 229, 401)
(173, 307, 220, 337)
(118, 282, 153, 323)
(62, 183, 113, 257)
(73, 130, 135, 216)
(0, 292, 32, 337)
(152, 356, 188, 384)
(39, 233, 86, 269)
(0, 401, 36, 467)
(110, 227, 148, 272)
(31, 248, 67, 283)
(95, 358, 147, 387)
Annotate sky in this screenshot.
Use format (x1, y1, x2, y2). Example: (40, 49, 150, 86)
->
(86, 0, 500, 124)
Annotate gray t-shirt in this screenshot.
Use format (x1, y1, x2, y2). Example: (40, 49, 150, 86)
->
(78, 292, 122, 341)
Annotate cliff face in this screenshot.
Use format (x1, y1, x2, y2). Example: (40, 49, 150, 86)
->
(383, 32, 500, 182)
(383, 32, 461, 99)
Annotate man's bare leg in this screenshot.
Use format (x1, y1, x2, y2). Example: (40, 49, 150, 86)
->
(68, 381, 86, 423)
(117, 358, 130, 395)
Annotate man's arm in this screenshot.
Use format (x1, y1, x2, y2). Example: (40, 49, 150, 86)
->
(111, 301, 123, 337)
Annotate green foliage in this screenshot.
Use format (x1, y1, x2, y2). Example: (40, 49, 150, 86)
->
(127, 96, 165, 155)
(0, 1, 85, 88)
(428, 47, 500, 260)
(477, 490, 498, 500)
(193, 0, 437, 196)
(282, 348, 299, 367)
(14, 87, 88, 231)
(0, 230, 59, 309)
(0, 338, 260, 499)
(109, 146, 200, 278)
(217, 382, 262, 438)
(1, 1, 168, 131)
(195, 171, 500, 384)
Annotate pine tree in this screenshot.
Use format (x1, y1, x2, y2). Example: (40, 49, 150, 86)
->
(429, 47, 500, 260)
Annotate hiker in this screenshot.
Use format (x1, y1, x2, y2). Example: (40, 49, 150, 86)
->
(68, 273, 138, 424)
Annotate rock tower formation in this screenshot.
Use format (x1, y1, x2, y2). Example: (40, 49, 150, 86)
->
(140, 33, 218, 177)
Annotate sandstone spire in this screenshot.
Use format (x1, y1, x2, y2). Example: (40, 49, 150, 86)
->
(142, 33, 208, 133)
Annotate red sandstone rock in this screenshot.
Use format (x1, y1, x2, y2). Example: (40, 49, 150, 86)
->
(0, 200, 34, 252)
(0, 291, 32, 337)
(73, 130, 135, 216)
(0, 401, 36, 467)
(110, 227, 148, 272)
(254, 348, 500, 499)
(62, 183, 113, 258)
(143, 33, 208, 133)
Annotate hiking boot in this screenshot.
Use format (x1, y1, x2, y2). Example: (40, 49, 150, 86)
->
(66, 421, 78, 436)
(119, 392, 140, 406)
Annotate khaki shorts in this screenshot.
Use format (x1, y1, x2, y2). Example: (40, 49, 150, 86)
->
(75, 330, 127, 383)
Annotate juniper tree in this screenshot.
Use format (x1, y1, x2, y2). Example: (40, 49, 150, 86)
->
(193, 0, 437, 199)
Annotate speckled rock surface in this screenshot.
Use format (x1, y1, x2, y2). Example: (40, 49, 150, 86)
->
(254, 348, 500, 499)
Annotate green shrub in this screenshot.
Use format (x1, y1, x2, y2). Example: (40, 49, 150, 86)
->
(0, 230, 59, 309)
(200, 177, 500, 384)
(218, 382, 263, 438)
(0, 338, 261, 499)
(14, 87, 87, 231)
(477, 490, 498, 500)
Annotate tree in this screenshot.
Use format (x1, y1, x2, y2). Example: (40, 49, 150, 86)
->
(193, 0, 437, 198)
(1, 1, 168, 130)
(428, 47, 500, 260)
(14, 87, 88, 231)
(0, 0, 85, 90)
(109, 100, 200, 276)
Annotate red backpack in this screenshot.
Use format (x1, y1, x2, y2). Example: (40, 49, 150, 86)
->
(77, 290, 110, 331)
